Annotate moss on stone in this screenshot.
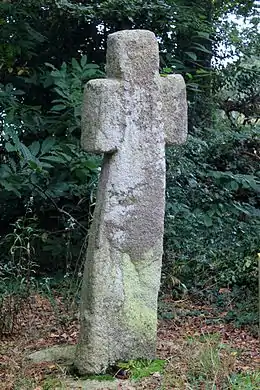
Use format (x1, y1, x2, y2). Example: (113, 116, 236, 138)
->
(121, 252, 157, 340)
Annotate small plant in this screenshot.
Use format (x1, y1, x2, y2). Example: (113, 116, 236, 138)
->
(186, 334, 236, 387)
(229, 371, 260, 389)
(0, 212, 41, 335)
(41, 377, 65, 390)
(163, 333, 237, 389)
(0, 278, 30, 335)
(13, 378, 35, 390)
(117, 358, 166, 380)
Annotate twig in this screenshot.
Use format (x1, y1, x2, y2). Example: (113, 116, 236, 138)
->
(243, 151, 260, 161)
(31, 182, 88, 233)
(172, 298, 189, 304)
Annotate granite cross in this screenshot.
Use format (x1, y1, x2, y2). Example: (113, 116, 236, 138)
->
(75, 29, 187, 374)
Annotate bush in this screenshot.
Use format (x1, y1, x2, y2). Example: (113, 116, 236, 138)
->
(164, 117, 260, 295)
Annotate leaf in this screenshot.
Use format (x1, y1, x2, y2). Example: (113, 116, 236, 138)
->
(48, 182, 70, 195)
(42, 75, 53, 89)
(41, 137, 56, 155)
(29, 141, 40, 156)
(4, 126, 20, 148)
(0, 180, 21, 197)
(74, 169, 87, 181)
(191, 43, 212, 54)
(230, 181, 239, 191)
(72, 58, 81, 72)
(28, 160, 42, 171)
(13, 89, 25, 95)
(185, 52, 197, 61)
(19, 143, 34, 161)
(5, 142, 17, 152)
(203, 215, 213, 227)
(41, 155, 68, 164)
(60, 143, 76, 157)
(233, 204, 250, 215)
(41, 162, 54, 169)
(45, 62, 56, 70)
(56, 152, 72, 162)
(80, 55, 87, 68)
(0, 164, 12, 178)
(197, 31, 211, 40)
(85, 160, 99, 170)
(85, 63, 100, 69)
(187, 82, 200, 91)
(51, 104, 67, 112)
(60, 62, 67, 72)
(53, 88, 69, 99)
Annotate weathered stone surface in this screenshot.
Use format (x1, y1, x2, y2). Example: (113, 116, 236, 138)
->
(61, 379, 135, 390)
(28, 345, 76, 364)
(75, 29, 187, 374)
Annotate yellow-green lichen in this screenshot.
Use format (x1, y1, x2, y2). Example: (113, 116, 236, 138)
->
(121, 251, 160, 339)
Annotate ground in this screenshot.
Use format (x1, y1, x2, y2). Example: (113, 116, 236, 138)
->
(0, 292, 259, 389)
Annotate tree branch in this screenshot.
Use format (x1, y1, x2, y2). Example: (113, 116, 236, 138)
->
(31, 181, 88, 233)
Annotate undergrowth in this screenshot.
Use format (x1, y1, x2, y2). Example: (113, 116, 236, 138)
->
(162, 333, 259, 389)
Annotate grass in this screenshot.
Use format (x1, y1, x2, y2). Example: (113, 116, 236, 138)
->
(41, 378, 65, 390)
(161, 333, 257, 389)
(116, 358, 166, 380)
(13, 378, 35, 390)
(229, 372, 260, 389)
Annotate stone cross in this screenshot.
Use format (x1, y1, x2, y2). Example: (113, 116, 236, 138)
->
(75, 29, 187, 375)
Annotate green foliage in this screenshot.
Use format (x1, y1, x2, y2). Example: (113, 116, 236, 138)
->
(0, 0, 216, 285)
(229, 372, 260, 390)
(162, 332, 238, 389)
(216, 55, 260, 124)
(0, 211, 42, 334)
(0, 278, 30, 335)
(164, 119, 260, 295)
(46, 56, 104, 134)
(117, 358, 166, 380)
(0, 54, 102, 276)
(223, 290, 258, 329)
(185, 334, 233, 385)
(41, 378, 64, 390)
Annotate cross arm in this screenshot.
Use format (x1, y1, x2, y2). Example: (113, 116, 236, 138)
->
(160, 74, 188, 145)
(81, 79, 124, 153)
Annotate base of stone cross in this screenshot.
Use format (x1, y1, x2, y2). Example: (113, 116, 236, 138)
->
(27, 344, 76, 364)
(27, 345, 135, 389)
